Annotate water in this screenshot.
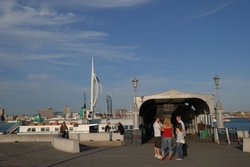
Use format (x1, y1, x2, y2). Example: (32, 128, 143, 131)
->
(224, 118, 250, 131)
(0, 122, 18, 132)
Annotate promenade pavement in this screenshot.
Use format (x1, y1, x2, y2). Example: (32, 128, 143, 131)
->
(0, 136, 249, 167)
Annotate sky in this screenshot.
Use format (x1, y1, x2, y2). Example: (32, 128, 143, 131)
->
(0, 0, 250, 115)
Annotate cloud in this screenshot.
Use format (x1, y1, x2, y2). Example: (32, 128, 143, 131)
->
(21, 0, 153, 9)
(196, 1, 233, 19)
(0, 0, 145, 114)
(73, 0, 153, 8)
(189, 1, 234, 21)
(0, 1, 76, 29)
(0, 0, 140, 68)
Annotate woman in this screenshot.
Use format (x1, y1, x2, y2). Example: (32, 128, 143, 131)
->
(60, 122, 69, 138)
(160, 117, 173, 160)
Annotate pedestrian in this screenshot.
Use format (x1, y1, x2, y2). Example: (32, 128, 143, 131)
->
(153, 116, 162, 159)
(198, 121, 205, 140)
(59, 122, 69, 138)
(117, 122, 124, 135)
(105, 121, 112, 141)
(176, 115, 185, 136)
(160, 117, 173, 160)
(176, 115, 187, 156)
(175, 123, 185, 160)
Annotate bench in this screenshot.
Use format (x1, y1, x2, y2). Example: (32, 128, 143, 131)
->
(243, 138, 250, 152)
(51, 136, 80, 153)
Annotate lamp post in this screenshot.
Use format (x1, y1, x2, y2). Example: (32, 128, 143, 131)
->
(132, 77, 139, 129)
(213, 75, 224, 128)
(132, 77, 138, 109)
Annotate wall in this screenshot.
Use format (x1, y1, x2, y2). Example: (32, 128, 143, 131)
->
(0, 133, 124, 145)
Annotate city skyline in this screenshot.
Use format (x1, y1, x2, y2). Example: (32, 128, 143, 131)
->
(1, 0, 250, 115)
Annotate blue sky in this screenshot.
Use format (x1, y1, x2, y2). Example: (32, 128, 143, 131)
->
(0, 0, 250, 115)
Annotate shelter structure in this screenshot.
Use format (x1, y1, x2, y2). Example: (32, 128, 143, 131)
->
(135, 89, 215, 134)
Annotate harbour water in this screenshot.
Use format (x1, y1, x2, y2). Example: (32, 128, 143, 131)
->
(224, 118, 250, 131)
(0, 122, 18, 133)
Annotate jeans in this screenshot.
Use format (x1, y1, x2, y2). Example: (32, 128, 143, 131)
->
(199, 130, 204, 139)
(161, 137, 172, 155)
(107, 131, 112, 141)
(176, 142, 183, 159)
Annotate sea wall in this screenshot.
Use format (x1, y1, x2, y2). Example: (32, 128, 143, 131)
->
(69, 132, 124, 141)
(0, 134, 53, 142)
(237, 130, 250, 138)
(0, 133, 124, 147)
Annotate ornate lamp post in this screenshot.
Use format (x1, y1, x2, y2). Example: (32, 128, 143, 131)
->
(132, 77, 138, 109)
(132, 77, 139, 129)
(213, 75, 224, 128)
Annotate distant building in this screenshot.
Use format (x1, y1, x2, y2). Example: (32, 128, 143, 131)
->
(54, 111, 63, 119)
(114, 109, 132, 118)
(4, 115, 15, 121)
(38, 108, 55, 119)
(16, 115, 29, 121)
(106, 95, 112, 116)
(64, 106, 71, 115)
(0, 107, 5, 121)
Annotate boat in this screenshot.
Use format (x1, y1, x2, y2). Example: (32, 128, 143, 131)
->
(6, 118, 134, 135)
(223, 118, 231, 122)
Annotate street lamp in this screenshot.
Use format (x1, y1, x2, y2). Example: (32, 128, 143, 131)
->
(132, 77, 139, 130)
(213, 75, 224, 128)
(132, 77, 138, 109)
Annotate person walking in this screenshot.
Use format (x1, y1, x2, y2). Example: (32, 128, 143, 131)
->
(153, 116, 162, 159)
(160, 117, 173, 160)
(175, 123, 185, 160)
(198, 121, 205, 140)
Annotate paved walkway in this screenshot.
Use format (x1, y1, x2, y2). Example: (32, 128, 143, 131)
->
(0, 137, 249, 167)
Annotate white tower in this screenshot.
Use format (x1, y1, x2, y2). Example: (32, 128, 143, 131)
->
(90, 57, 102, 119)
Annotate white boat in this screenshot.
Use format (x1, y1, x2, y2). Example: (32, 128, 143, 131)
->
(15, 123, 99, 135)
(8, 118, 134, 135)
(223, 118, 231, 122)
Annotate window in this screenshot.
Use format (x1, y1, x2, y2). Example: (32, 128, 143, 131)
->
(69, 127, 73, 131)
(27, 128, 31, 132)
(55, 128, 59, 131)
(46, 127, 50, 131)
(129, 125, 133, 130)
(32, 128, 36, 132)
(41, 128, 45, 132)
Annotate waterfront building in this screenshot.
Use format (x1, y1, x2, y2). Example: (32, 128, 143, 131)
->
(106, 95, 112, 117)
(38, 108, 55, 119)
(64, 106, 71, 115)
